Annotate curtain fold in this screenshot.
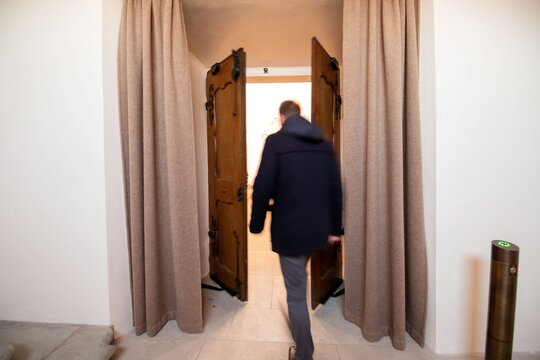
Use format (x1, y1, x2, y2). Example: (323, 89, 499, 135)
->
(118, 0, 202, 336)
(342, 0, 427, 349)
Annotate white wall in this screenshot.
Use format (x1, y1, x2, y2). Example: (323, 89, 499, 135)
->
(419, 0, 437, 352)
(0, 0, 110, 324)
(433, 0, 540, 353)
(190, 53, 211, 278)
(103, 0, 132, 336)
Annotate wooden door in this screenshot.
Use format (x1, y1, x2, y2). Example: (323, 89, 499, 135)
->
(310, 37, 343, 309)
(206, 49, 248, 301)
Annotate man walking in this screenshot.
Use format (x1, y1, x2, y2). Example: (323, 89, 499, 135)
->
(249, 100, 342, 360)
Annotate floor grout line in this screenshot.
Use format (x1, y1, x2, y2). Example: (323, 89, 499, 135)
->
(41, 325, 83, 360)
(222, 307, 239, 341)
(193, 339, 206, 360)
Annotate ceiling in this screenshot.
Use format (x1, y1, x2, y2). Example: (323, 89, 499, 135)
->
(182, 0, 343, 68)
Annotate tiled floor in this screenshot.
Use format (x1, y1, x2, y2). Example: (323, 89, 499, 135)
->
(0, 321, 115, 360)
(112, 216, 539, 360)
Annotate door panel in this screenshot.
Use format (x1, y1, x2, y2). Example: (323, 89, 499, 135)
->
(206, 49, 248, 301)
(310, 37, 343, 310)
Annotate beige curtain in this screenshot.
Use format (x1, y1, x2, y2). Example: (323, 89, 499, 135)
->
(118, 0, 202, 336)
(342, 0, 427, 350)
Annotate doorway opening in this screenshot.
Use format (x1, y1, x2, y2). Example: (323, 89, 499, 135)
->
(204, 39, 342, 308)
(197, 45, 351, 353)
(245, 77, 313, 307)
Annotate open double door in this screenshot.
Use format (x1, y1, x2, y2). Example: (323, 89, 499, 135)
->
(205, 38, 342, 309)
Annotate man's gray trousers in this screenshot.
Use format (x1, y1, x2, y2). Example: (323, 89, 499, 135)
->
(279, 254, 314, 360)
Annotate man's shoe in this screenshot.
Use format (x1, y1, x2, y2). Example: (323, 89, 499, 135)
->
(288, 346, 296, 360)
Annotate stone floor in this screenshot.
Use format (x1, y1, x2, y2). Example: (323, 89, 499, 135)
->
(110, 229, 539, 360)
(0, 321, 114, 360)
(3, 203, 537, 360)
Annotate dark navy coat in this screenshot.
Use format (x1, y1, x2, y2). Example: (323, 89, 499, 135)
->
(249, 115, 343, 255)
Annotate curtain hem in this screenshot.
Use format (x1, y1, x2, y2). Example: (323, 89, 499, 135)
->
(135, 310, 203, 337)
(344, 309, 407, 350)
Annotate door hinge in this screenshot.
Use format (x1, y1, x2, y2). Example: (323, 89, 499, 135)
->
(210, 62, 220, 76)
(206, 84, 215, 125)
(231, 49, 242, 81)
(236, 187, 245, 202)
(330, 57, 339, 71)
(208, 216, 218, 256)
(235, 278, 241, 296)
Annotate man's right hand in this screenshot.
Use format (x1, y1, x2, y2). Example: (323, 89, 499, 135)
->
(328, 235, 341, 245)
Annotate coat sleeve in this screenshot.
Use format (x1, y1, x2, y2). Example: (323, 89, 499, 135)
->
(329, 151, 343, 236)
(249, 137, 277, 234)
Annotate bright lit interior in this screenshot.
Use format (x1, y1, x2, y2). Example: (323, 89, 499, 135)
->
(246, 82, 312, 185)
